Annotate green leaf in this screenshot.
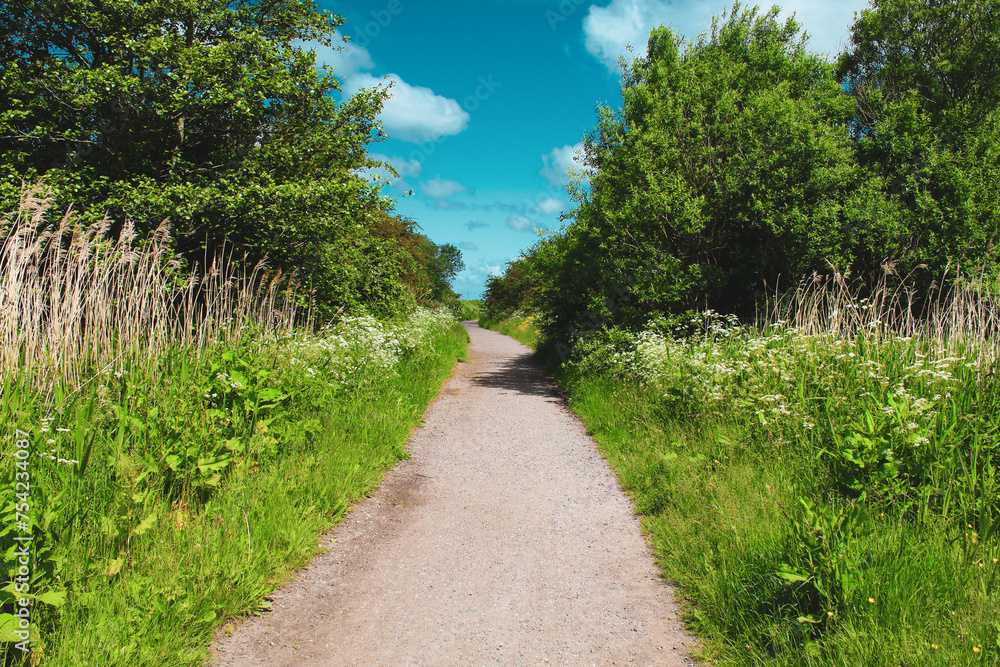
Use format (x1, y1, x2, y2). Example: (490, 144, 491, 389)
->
(35, 590, 67, 607)
(0, 613, 23, 641)
(197, 456, 231, 473)
(776, 566, 810, 583)
(133, 513, 158, 536)
(257, 388, 287, 402)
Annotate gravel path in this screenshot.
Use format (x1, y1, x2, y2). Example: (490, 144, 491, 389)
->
(212, 322, 696, 666)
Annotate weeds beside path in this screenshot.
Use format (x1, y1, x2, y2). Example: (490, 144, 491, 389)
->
(2, 303, 467, 665)
(485, 291, 1000, 665)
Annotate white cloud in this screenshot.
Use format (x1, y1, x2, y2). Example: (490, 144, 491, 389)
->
(535, 196, 566, 216)
(369, 153, 423, 178)
(459, 241, 478, 251)
(311, 40, 374, 76)
(466, 220, 490, 230)
(307, 40, 469, 143)
(342, 72, 470, 142)
(540, 143, 585, 189)
(778, 1, 872, 57)
(468, 262, 505, 280)
(582, 0, 871, 72)
(583, 0, 692, 71)
(453, 260, 507, 298)
(507, 214, 533, 232)
(422, 176, 469, 200)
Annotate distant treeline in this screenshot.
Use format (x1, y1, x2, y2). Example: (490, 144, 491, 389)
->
(0, 0, 463, 319)
(486, 0, 1000, 342)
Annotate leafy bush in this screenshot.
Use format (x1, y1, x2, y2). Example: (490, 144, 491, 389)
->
(531, 4, 873, 340)
(491, 0, 1000, 345)
(837, 0, 1000, 286)
(0, 1, 463, 319)
(458, 300, 483, 321)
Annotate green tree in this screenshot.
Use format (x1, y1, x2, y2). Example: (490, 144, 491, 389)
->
(429, 243, 464, 295)
(483, 253, 539, 320)
(424, 243, 464, 307)
(0, 0, 403, 317)
(837, 0, 1000, 280)
(537, 3, 873, 341)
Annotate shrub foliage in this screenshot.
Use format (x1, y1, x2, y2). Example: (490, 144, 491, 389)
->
(486, 1, 1000, 342)
(0, 0, 461, 318)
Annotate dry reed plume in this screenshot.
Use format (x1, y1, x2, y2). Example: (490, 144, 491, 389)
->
(769, 264, 1000, 366)
(0, 184, 310, 392)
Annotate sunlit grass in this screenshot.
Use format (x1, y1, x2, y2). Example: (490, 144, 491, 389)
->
(29, 318, 468, 666)
(479, 311, 540, 349)
(549, 273, 1000, 665)
(2, 309, 467, 665)
(0, 186, 470, 664)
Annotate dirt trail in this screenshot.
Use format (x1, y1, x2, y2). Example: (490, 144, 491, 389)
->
(212, 322, 696, 666)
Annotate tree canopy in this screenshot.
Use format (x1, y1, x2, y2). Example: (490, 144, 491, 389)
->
(837, 0, 1000, 280)
(0, 0, 460, 317)
(486, 0, 1000, 345)
(502, 4, 872, 337)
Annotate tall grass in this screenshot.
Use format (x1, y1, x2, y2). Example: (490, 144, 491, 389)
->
(542, 271, 1000, 665)
(0, 186, 468, 664)
(0, 185, 306, 392)
(478, 310, 539, 349)
(770, 268, 1000, 365)
(38, 316, 467, 666)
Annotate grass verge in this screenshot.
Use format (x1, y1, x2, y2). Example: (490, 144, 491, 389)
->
(2, 315, 467, 665)
(488, 290, 1000, 665)
(478, 312, 540, 349)
(1, 186, 470, 665)
(558, 367, 999, 665)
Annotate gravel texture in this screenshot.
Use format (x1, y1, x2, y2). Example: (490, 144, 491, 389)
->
(211, 322, 697, 666)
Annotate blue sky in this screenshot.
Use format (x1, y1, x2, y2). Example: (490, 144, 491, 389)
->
(315, 0, 871, 298)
